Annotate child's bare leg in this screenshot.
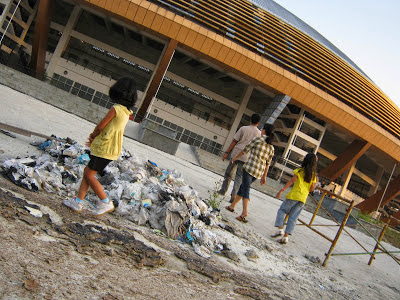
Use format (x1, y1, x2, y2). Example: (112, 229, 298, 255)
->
(77, 173, 90, 200)
(81, 167, 107, 200)
(79, 166, 114, 216)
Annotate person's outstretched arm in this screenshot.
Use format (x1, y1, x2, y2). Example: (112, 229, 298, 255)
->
(222, 139, 238, 161)
(86, 107, 116, 146)
(232, 136, 258, 163)
(260, 164, 270, 185)
(232, 150, 245, 163)
(276, 175, 297, 198)
(309, 176, 319, 192)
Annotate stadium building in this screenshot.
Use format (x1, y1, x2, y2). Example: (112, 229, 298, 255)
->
(0, 0, 399, 222)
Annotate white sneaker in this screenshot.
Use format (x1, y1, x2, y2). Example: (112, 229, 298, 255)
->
(271, 229, 284, 238)
(92, 200, 114, 216)
(278, 236, 288, 244)
(63, 197, 83, 213)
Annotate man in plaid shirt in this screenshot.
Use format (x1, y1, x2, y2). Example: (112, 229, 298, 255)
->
(225, 124, 275, 223)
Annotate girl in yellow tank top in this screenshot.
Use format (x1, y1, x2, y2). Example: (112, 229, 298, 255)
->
(272, 153, 318, 244)
(63, 77, 137, 216)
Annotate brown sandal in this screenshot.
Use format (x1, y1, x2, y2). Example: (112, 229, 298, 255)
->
(236, 215, 248, 223)
(225, 206, 235, 213)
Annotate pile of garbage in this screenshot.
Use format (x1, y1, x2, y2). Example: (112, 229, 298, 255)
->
(1, 137, 226, 258)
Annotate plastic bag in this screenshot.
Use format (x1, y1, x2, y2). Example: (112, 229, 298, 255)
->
(166, 170, 185, 186)
(148, 205, 166, 231)
(138, 206, 150, 225)
(195, 198, 209, 215)
(164, 199, 188, 238)
(177, 185, 192, 200)
(107, 184, 124, 206)
(122, 181, 143, 200)
(189, 201, 201, 218)
(115, 199, 140, 216)
(63, 145, 79, 157)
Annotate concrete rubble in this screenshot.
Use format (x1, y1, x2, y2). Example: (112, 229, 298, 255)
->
(1, 136, 229, 259)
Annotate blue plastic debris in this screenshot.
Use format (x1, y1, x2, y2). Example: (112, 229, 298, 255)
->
(158, 170, 169, 182)
(186, 228, 194, 244)
(77, 153, 90, 165)
(38, 140, 52, 150)
(148, 160, 158, 167)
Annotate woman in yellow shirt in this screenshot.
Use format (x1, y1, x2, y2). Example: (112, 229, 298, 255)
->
(272, 153, 318, 244)
(63, 77, 137, 216)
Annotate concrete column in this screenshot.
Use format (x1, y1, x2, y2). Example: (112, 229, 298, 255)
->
(135, 39, 178, 122)
(222, 85, 253, 150)
(46, 5, 81, 77)
(368, 166, 384, 196)
(314, 124, 327, 154)
(29, 0, 55, 79)
(282, 109, 304, 159)
(338, 161, 355, 197)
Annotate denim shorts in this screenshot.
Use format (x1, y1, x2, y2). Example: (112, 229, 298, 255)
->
(237, 170, 257, 199)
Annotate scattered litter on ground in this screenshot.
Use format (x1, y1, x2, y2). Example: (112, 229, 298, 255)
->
(1, 137, 229, 258)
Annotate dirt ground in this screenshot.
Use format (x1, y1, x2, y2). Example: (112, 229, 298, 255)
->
(0, 175, 399, 300)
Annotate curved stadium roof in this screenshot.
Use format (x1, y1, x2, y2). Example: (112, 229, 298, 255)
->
(248, 0, 369, 78)
(149, 0, 400, 140)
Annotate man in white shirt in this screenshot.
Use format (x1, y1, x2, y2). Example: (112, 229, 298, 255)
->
(218, 113, 261, 202)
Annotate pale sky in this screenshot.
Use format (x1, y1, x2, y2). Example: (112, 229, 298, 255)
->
(272, 0, 400, 109)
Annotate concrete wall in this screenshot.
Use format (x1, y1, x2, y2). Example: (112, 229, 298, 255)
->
(0, 64, 108, 125)
(150, 99, 230, 143)
(138, 119, 180, 155)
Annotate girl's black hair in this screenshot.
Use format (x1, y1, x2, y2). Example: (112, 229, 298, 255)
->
(302, 153, 317, 183)
(263, 123, 275, 144)
(109, 77, 138, 110)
